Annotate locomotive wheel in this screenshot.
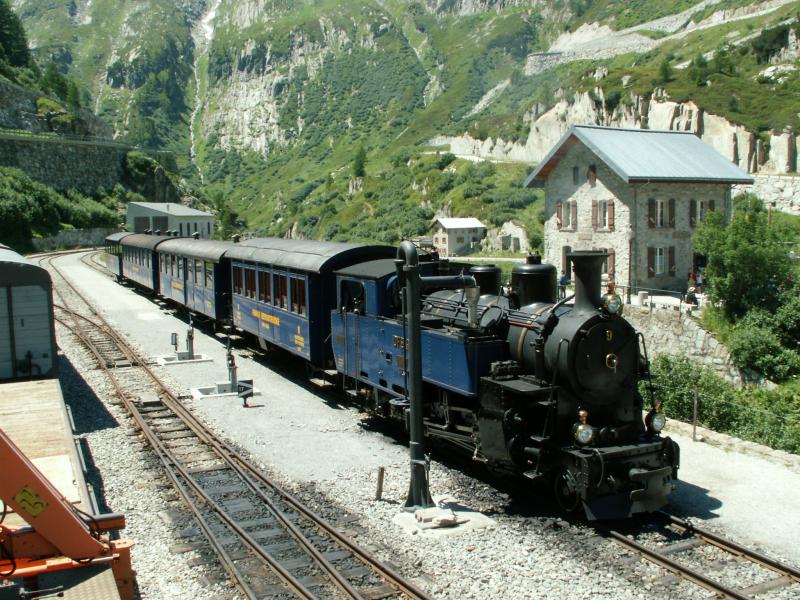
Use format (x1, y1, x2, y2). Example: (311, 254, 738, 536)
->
(553, 469, 582, 513)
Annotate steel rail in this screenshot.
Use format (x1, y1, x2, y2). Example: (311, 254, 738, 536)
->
(44, 251, 432, 600)
(52, 316, 263, 600)
(663, 513, 800, 583)
(599, 525, 750, 600)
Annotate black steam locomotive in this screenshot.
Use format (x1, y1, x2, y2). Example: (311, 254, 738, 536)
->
(333, 250, 679, 519)
(110, 232, 679, 519)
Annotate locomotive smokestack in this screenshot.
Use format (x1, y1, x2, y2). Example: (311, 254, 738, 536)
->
(568, 251, 607, 313)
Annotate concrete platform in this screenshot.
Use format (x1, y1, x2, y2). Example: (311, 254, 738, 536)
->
(392, 495, 495, 537)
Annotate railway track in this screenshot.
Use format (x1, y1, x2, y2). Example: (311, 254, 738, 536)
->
(597, 512, 800, 599)
(42, 252, 432, 600)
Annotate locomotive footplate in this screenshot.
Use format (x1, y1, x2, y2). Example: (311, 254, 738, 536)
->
(561, 438, 679, 520)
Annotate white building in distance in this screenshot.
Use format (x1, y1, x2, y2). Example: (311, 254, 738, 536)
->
(432, 217, 487, 257)
(126, 202, 215, 239)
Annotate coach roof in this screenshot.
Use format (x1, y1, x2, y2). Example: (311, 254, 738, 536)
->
(122, 233, 182, 251)
(105, 232, 134, 243)
(225, 238, 396, 273)
(157, 238, 235, 262)
(0, 245, 52, 287)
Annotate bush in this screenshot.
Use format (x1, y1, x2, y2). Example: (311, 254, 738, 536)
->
(728, 320, 800, 382)
(646, 355, 800, 453)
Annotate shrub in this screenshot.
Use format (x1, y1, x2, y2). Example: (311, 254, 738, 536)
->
(728, 320, 800, 382)
(645, 355, 800, 453)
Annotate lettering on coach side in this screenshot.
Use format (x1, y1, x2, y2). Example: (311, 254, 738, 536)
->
(392, 335, 408, 350)
(251, 308, 280, 326)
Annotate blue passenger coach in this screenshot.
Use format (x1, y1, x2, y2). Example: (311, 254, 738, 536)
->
(155, 238, 233, 321)
(224, 239, 395, 367)
(120, 234, 177, 292)
(104, 232, 133, 279)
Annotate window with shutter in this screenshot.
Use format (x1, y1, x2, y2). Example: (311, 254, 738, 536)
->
(668, 198, 676, 228)
(668, 246, 676, 275)
(709, 199, 715, 213)
(592, 200, 598, 230)
(690, 198, 697, 227)
(655, 247, 666, 275)
(556, 203, 563, 230)
(607, 201, 615, 231)
(608, 249, 615, 277)
(648, 247, 655, 277)
(648, 198, 656, 228)
(570, 201, 578, 230)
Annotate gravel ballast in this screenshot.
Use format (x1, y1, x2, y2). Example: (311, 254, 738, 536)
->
(50, 252, 800, 598)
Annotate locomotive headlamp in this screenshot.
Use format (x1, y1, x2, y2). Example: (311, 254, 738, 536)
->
(575, 424, 595, 445)
(651, 413, 667, 432)
(602, 293, 623, 315)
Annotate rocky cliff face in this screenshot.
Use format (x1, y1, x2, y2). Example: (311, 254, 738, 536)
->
(431, 88, 799, 175)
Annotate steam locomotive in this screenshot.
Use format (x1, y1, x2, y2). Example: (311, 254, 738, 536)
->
(107, 233, 679, 519)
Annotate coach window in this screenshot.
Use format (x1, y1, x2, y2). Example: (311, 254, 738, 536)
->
(177, 256, 183, 279)
(274, 272, 288, 309)
(232, 265, 242, 295)
(195, 259, 203, 285)
(258, 269, 271, 304)
(290, 276, 306, 315)
(244, 267, 256, 299)
(205, 261, 214, 288)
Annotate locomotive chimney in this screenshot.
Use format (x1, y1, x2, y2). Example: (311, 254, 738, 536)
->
(568, 251, 607, 313)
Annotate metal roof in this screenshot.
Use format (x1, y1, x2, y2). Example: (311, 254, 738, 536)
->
(128, 202, 214, 217)
(524, 125, 755, 187)
(225, 238, 396, 274)
(105, 232, 134, 243)
(0, 246, 52, 287)
(156, 238, 235, 262)
(433, 217, 486, 229)
(121, 233, 182, 250)
(335, 258, 398, 280)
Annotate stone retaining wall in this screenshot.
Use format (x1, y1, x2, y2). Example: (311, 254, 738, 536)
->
(0, 134, 128, 195)
(624, 304, 744, 386)
(31, 228, 116, 252)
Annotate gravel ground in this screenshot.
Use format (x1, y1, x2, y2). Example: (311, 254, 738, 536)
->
(51, 251, 800, 599)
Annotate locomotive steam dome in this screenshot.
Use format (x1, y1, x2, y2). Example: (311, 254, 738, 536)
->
(511, 255, 556, 306)
(469, 264, 502, 296)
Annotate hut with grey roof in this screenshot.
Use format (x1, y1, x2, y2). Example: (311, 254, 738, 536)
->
(524, 125, 753, 293)
(126, 202, 215, 239)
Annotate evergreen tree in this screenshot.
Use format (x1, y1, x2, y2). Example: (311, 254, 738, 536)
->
(66, 80, 81, 112)
(353, 145, 366, 178)
(658, 58, 672, 84)
(42, 62, 68, 100)
(0, 0, 31, 67)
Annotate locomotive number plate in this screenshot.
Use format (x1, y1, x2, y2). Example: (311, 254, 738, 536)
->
(392, 335, 408, 350)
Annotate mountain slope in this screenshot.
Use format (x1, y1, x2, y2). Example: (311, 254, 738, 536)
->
(12, 0, 800, 246)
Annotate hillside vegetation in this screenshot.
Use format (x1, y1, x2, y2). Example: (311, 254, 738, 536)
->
(7, 0, 800, 247)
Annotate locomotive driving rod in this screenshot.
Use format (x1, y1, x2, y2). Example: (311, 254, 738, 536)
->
(395, 241, 478, 511)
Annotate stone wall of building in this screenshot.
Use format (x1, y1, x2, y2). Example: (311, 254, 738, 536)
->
(733, 174, 800, 215)
(0, 133, 128, 195)
(542, 142, 733, 292)
(625, 304, 744, 386)
(31, 227, 117, 252)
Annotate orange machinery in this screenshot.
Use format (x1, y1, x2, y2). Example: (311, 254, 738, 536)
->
(0, 427, 133, 599)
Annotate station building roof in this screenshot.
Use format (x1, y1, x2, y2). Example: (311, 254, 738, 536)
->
(524, 125, 755, 187)
(433, 218, 486, 230)
(128, 202, 213, 217)
(225, 238, 395, 274)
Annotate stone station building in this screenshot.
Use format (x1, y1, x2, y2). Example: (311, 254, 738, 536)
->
(431, 217, 487, 257)
(524, 125, 753, 292)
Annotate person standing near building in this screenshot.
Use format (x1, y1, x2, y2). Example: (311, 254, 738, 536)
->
(559, 270, 570, 299)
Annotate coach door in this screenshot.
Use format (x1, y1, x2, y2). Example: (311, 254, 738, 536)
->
(339, 279, 365, 378)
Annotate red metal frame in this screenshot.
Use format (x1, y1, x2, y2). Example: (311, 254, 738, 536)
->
(0, 428, 133, 599)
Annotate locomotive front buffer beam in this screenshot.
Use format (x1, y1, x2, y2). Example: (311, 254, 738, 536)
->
(561, 438, 680, 520)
